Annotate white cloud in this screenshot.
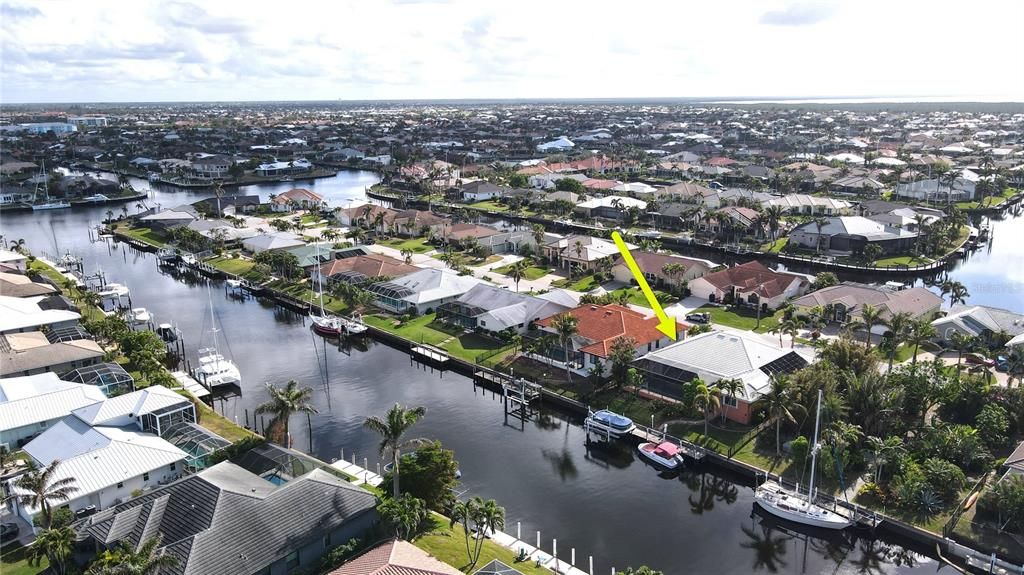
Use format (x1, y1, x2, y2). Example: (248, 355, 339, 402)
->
(2, 0, 1022, 102)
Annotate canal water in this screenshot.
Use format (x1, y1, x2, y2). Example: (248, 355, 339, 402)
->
(2, 171, 998, 573)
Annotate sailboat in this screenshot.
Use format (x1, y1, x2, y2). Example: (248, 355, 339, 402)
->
(753, 390, 853, 530)
(309, 243, 367, 336)
(31, 160, 70, 210)
(196, 284, 242, 389)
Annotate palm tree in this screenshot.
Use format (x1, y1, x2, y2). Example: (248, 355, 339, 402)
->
(471, 499, 506, 566)
(691, 379, 720, 438)
(762, 205, 785, 241)
(856, 303, 884, 350)
(254, 380, 317, 446)
(9, 460, 78, 528)
(346, 226, 367, 244)
(400, 248, 413, 265)
(549, 313, 579, 383)
(905, 318, 937, 369)
(950, 332, 977, 370)
(531, 223, 546, 247)
(780, 317, 800, 348)
(661, 262, 685, 294)
(812, 217, 829, 254)
(509, 258, 530, 292)
(883, 311, 913, 372)
(864, 435, 905, 484)
(716, 377, 745, 424)
(88, 534, 179, 575)
(948, 281, 970, 307)
(28, 526, 75, 575)
(364, 403, 428, 498)
(758, 374, 799, 455)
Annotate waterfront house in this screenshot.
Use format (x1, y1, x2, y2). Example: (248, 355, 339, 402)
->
(788, 216, 917, 255)
(0, 331, 104, 378)
(931, 304, 1024, 346)
(611, 251, 714, 288)
(256, 158, 312, 176)
(442, 223, 501, 246)
(138, 205, 200, 230)
(436, 284, 570, 335)
(241, 231, 305, 254)
(387, 209, 450, 237)
(533, 304, 680, 377)
(895, 175, 977, 202)
(633, 330, 812, 423)
(190, 155, 233, 180)
(282, 243, 338, 271)
(574, 195, 648, 221)
(0, 249, 27, 271)
(0, 295, 81, 334)
(829, 175, 886, 196)
(688, 261, 808, 310)
(192, 195, 260, 216)
(368, 268, 483, 314)
(542, 235, 631, 273)
(312, 254, 418, 287)
(792, 283, 942, 332)
(461, 180, 505, 202)
(0, 373, 106, 450)
(270, 188, 326, 213)
(331, 539, 462, 575)
(654, 182, 720, 207)
(764, 194, 855, 216)
(334, 203, 395, 228)
(63, 362, 135, 396)
(0, 272, 58, 298)
(76, 461, 377, 575)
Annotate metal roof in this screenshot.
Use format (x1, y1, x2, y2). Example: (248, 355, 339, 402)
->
(0, 382, 105, 432)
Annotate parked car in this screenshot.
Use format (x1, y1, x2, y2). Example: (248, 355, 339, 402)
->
(964, 353, 994, 367)
(0, 523, 19, 543)
(996, 356, 1009, 372)
(686, 312, 711, 324)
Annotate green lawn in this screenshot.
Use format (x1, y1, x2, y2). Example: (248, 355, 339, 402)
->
(696, 304, 781, 333)
(115, 224, 167, 248)
(954, 188, 1017, 210)
(363, 313, 452, 346)
(0, 543, 47, 575)
(379, 237, 434, 253)
(204, 255, 256, 277)
(415, 514, 550, 575)
(441, 332, 508, 362)
(551, 275, 599, 292)
(183, 390, 258, 443)
(606, 287, 675, 309)
(28, 261, 104, 321)
(492, 264, 552, 281)
(872, 255, 933, 267)
(759, 237, 789, 253)
(464, 200, 509, 212)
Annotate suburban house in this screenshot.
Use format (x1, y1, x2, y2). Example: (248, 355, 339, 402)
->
(542, 235, 632, 273)
(312, 254, 418, 287)
(280, 243, 339, 271)
(190, 155, 233, 180)
(256, 158, 312, 176)
(574, 196, 648, 221)
(442, 223, 501, 246)
(788, 216, 918, 255)
(0, 331, 105, 378)
(0, 272, 57, 298)
(387, 209, 450, 237)
(829, 175, 886, 196)
(611, 251, 714, 288)
(688, 261, 809, 309)
(895, 176, 976, 202)
(9, 388, 195, 524)
(270, 188, 326, 212)
(138, 205, 200, 230)
(330, 539, 462, 575)
(533, 304, 681, 377)
(764, 194, 855, 216)
(241, 231, 306, 254)
(192, 195, 261, 216)
(931, 304, 1024, 346)
(436, 284, 570, 335)
(0, 249, 28, 271)
(76, 461, 377, 575)
(634, 330, 812, 423)
(0, 373, 106, 450)
(654, 182, 720, 207)
(791, 283, 942, 331)
(334, 204, 395, 228)
(368, 268, 483, 314)
(461, 180, 505, 201)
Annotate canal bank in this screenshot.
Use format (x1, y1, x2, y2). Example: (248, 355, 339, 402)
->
(2, 175, 1004, 574)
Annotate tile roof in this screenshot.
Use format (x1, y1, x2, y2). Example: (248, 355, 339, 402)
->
(272, 188, 324, 204)
(0, 272, 58, 298)
(330, 539, 462, 575)
(698, 261, 804, 299)
(793, 284, 942, 320)
(317, 254, 419, 280)
(611, 251, 709, 278)
(536, 304, 677, 357)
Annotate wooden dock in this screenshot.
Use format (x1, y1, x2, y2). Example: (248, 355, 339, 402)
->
(171, 370, 210, 400)
(411, 344, 449, 365)
(627, 424, 706, 461)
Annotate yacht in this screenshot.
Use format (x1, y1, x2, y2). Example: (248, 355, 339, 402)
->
(637, 441, 683, 470)
(32, 201, 71, 210)
(753, 390, 853, 530)
(195, 285, 242, 389)
(130, 307, 151, 324)
(97, 283, 130, 299)
(309, 243, 368, 337)
(584, 409, 635, 439)
(30, 160, 70, 210)
(81, 194, 110, 203)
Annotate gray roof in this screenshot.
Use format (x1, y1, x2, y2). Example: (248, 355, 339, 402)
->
(447, 284, 569, 324)
(78, 461, 377, 575)
(792, 283, 942, 320)
(792, 216, 916, 241)
(933, 304, 1024, 337)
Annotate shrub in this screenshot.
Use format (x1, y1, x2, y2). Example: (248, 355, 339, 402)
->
(790, 436, 809, 466)
(920, 457, 966, 503)
(857, 482, 886, 506)
(976, 404, 1010, 448)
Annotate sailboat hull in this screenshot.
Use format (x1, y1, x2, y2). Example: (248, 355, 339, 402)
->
(753, 483, 852, 530)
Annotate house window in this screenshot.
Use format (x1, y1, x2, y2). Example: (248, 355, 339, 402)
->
(723, 395, 738, 408)
(170, 462, 176, 471)
(286, 550, 299, 568)
(39, 420, 47, 428)
(117, 482, 124, 489)
(143, 472, 149, 481)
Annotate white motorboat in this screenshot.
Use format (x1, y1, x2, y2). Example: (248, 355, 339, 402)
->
(32, 201, 71, 210)
(82, 194, 110, 203)
(97, 283, 130, 299)
(753, 390, 853, 530)
(637, 441, 683, 470)
(131, 307, 151, 324)
(148, 173, 161, 182)
(584, 409, 635, 439)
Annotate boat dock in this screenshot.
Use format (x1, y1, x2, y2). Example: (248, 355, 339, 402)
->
(411, 344, 449, 365)
(328, 456, 384, 487)
(171, 370, 210, 400)
(627, 423, 706, 461)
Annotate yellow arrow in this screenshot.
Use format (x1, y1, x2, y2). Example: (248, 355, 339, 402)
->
(611, 231, 677, 340)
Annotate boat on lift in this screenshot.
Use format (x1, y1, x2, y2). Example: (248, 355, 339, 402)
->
(130, 307, 152, 324)
(753, 390, 853, 530)
(97, 282, 130, 299)
(584, 409, 635, 439)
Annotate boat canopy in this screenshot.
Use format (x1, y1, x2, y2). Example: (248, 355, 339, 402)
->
(592, 410, 634, 430)
(654, 442, 681, 458)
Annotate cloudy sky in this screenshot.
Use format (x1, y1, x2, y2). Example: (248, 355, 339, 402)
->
(2, 0, 1022, 103)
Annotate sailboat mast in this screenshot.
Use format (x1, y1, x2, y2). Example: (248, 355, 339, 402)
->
(208, 283, 219, 353)
(807, 389, 823, 501)
(317, 241, 326, 313)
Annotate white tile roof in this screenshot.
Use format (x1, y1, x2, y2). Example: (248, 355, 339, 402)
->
(0, 295, 80, 333)
(0, 381, 105, 432)
(0, 372, 75, 401)
(71, 386, 190, 427)
(22, 418, 186, 497)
